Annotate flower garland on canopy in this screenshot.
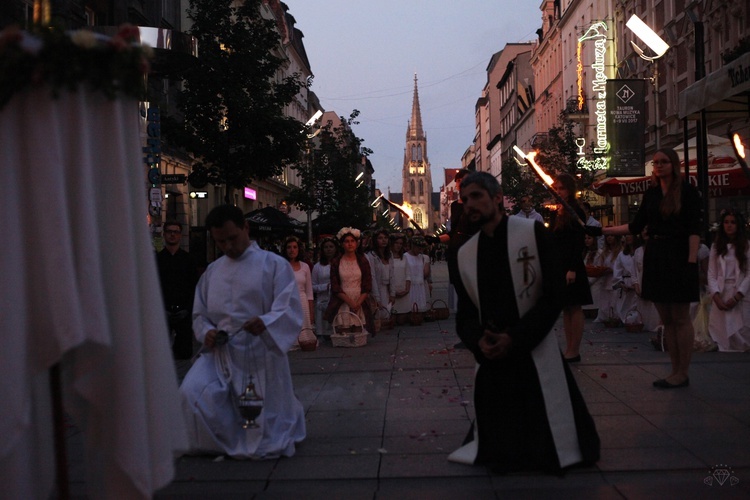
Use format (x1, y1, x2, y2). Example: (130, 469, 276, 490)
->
(0, 23, 152, 109)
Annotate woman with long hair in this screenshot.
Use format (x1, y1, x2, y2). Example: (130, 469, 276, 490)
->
(284, 236, 315, 349)
(551, 173, 593, 362)
(596, 148, 702, 388)
(367, 229, 392, 311)
(323, 228, 375, 336)
(707, 209, 750, 351)
(312, 237, 339, 340)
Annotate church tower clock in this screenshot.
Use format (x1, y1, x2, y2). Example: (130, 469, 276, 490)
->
(402, 74, 433, 231)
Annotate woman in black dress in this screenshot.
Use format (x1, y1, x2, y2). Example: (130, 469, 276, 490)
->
(552, 173, 593, 362)
(597, 148, 701, 388)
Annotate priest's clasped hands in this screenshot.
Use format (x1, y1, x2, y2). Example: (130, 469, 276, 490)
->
(479, 329, 513, 360)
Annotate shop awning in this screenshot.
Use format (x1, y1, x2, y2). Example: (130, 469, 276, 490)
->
(245, 206, 306, 235)
(592, 165, 750, 198)
(679, 51, 750, 119)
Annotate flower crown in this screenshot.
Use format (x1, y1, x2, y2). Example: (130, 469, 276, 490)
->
(336, 227, 360, 240)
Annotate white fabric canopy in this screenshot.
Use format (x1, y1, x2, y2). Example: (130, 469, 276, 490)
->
(0, 88, 187, 498)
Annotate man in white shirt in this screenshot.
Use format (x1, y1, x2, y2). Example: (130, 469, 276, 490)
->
(513, 195, 544, 223)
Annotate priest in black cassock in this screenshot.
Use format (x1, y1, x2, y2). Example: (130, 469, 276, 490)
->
(448, 172, 599, 474)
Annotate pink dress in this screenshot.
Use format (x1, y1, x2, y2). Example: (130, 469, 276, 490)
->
(336, 258, 366, 329)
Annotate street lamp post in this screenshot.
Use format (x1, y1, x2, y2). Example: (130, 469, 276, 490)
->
(626, 14, 670, 150)
(305, 110, 323, 250)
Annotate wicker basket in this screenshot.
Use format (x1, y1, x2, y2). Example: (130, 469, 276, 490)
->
(624, 308, 643, 332)
(603, 307, 622, 328)
(298, 327, 318, 351)
(409, 303, 424, 326)
(331, 311, 368, 347)
(423, 308, 436, 322)
(376, 306, 394, 331)
(393, 311, 409, 325)
(430, 299, 450, 320)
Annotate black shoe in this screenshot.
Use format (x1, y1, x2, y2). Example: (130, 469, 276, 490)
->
(564, 355, 581, 363)
(653, 378, 689, 389)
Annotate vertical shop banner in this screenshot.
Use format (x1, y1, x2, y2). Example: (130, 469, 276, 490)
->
(606, 79, 646, 177)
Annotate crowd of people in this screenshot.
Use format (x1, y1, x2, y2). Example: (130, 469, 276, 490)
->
(157, 148, 749, 472)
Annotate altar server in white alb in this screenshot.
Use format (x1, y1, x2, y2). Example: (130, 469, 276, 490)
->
(180, 204, 306, 459)
(448, 172, 599, 474)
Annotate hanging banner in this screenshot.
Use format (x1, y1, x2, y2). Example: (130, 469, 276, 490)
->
(606, 79, 646, 177)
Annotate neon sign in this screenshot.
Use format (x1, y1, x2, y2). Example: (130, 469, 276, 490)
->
(577, 21, 611, 170)
(574, 137, 609, 172)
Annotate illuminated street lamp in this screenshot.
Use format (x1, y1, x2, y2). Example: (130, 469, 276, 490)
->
(626, 15, 669, 61)
(626, 14, 670, 148)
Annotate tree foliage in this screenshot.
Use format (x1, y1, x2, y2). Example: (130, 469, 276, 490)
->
(502, 112, 579, 207)
(287, 110, 374, 230)
(163, 0, 305, 198)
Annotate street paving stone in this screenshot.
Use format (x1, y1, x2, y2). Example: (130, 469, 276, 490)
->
(63, 261, 750, 498)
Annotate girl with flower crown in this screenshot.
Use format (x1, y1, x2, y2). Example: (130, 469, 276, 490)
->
(323, 227, 375, 336)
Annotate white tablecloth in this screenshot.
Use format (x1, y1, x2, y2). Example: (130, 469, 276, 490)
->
(0, 88, 187, 498)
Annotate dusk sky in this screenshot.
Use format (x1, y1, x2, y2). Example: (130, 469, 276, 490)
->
(287, 1, 543, 194)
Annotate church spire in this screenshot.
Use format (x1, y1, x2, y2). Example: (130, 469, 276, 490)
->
(408, 73, 424, 140)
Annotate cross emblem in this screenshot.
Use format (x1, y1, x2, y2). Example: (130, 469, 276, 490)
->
(516, 246, 537, 298)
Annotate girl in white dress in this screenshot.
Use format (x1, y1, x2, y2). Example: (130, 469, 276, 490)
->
(707, 210, 750, 351)
(312, 237, 338, 338)
(595, 234, 621, 323)
(388, 234, 411, 316)
(367, 229, 392, 311)
(284, 236, 314, 349)
(583, 234, 602, 318)
(613, 234, 639, 324)
(405, 236, 429, 312)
